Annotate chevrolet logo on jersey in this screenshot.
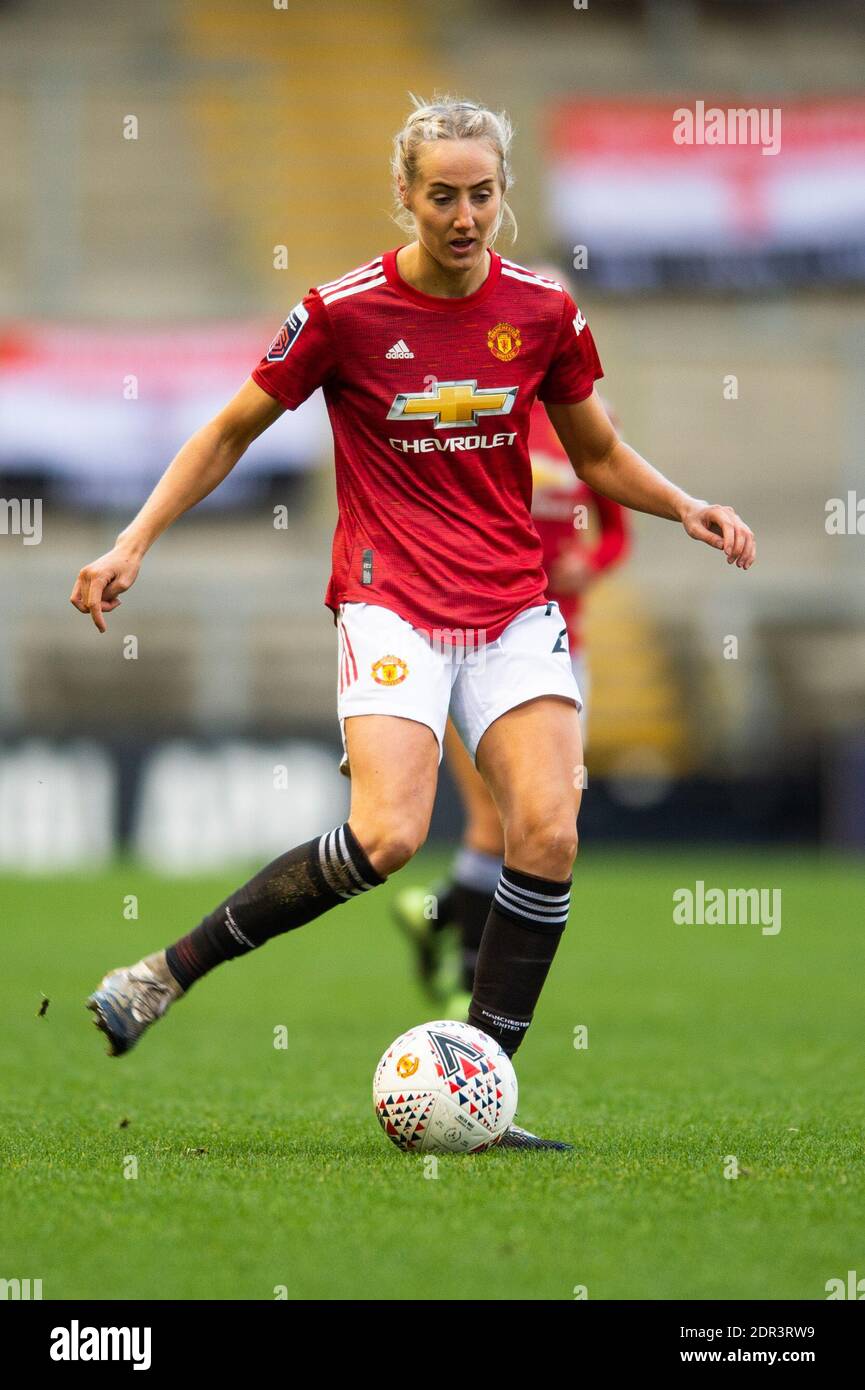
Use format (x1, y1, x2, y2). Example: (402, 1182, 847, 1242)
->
(387, 380, 518, 429)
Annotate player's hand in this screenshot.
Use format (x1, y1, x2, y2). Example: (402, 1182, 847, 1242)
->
(69, 545, 142, 633)
(548, 548, 594, 595)
(681, 502, 755, 569)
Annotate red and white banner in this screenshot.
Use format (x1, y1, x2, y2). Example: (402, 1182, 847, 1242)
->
(545, 98, 865, 284)
(0, 321, 327, 500)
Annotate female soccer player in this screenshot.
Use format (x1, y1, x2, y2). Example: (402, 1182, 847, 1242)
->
(71, 95, 755, 1149)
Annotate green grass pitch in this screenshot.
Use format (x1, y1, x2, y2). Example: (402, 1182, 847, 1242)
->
(1, 849, 862, 1301)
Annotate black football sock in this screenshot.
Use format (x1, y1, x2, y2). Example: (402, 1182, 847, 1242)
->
(451, 848, 503, 992)
(467, 864, 571, 1058)
(165, 822, 383, 990)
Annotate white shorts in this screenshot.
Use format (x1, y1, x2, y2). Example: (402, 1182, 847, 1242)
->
(571, 651, 589, 733)
(336, 600, 582, 768)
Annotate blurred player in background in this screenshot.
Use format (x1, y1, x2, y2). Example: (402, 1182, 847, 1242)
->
(393, 269, 630, 1015)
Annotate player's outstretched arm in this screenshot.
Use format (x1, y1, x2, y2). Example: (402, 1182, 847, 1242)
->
(545, 390, 756, 570)
(70, 378, 285, 631)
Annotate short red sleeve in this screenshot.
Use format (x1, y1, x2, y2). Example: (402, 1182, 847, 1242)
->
(537, 291, 604, 405)
(251, 288, 339, 409)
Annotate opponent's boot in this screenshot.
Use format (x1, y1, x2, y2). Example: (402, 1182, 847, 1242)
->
(391, 883, 455, 1001)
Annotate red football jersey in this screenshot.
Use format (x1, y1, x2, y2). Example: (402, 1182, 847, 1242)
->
(251, 247, 603, 642)
(529, 402, 630, 651)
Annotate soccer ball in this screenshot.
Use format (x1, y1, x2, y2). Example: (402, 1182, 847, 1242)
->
(373, 1020, 518, 1154)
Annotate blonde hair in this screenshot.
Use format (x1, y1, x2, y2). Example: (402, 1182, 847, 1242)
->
(391, 93, 517, 245)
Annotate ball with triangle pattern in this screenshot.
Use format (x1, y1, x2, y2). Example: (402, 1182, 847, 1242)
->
(373, 1020, 518, 1154)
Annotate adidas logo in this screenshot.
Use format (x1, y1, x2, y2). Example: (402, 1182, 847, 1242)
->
(385, 339, 414, 359)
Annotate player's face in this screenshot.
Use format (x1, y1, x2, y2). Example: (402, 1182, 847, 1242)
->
(407, 139, 502, 274)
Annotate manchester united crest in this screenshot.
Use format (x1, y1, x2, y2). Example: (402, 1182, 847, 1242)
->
(487, 321, 522, 362)
(372, 655, 409, 686)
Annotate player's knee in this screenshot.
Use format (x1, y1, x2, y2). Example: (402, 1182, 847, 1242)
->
(382, 836, 425, 875)
(544, 821, 579, 875)
(353, 817, 428, 877)
(507, 811, 578, 877)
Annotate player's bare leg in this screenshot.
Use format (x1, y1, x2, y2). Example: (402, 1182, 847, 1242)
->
(468, 695, 582, 1148)
(477, 695, 581, 882)
(439, 721, 504, 1013)
(364, 717, 451, 995)
(392, 718, 504, 1002)
(87, 714, 438, 1056)
(445, 719, 505, 860)
(342, 714, 440, 876)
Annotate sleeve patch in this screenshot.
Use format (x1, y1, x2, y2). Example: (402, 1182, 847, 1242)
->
(266, 301, 310, 361)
